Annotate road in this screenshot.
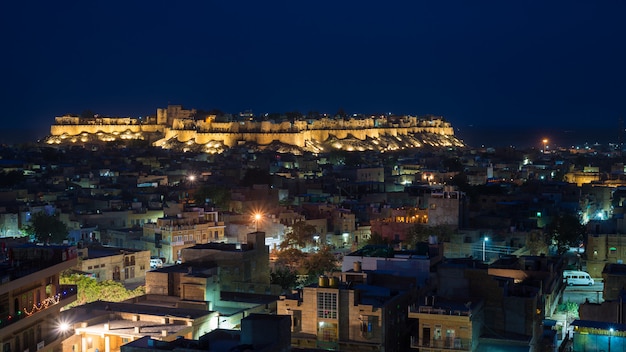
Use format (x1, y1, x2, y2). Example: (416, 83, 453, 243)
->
(562, 281, 604, 304)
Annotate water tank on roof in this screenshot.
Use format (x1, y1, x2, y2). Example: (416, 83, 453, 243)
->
(319, 275, 329, 287)
(329, 276, 339, 287)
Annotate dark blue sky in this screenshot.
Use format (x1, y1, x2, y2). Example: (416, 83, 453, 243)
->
(1, 1, 625, 145)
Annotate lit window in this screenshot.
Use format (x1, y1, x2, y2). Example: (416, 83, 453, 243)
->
(317, 292, 338, 319)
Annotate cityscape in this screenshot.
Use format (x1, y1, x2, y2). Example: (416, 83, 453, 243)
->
(1, 105, 626, 352)
(2, 2, 626, 352)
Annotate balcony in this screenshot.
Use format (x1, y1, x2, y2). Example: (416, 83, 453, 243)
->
(0, 285, 77, 331)
(410, 336, 471, 351)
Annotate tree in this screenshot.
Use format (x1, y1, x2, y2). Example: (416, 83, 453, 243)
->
(23, 212, 68, 244)
(60, 272, 145, 308)
(270, 267, 299, 291)
(546, 213, 586, 255)
(303, 246, 338, 277)
(193, 185, 231, 209)
(281, 221, 317, 249)
(274, 248, 305, 270)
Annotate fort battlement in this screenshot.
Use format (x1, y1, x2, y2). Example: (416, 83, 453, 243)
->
(47, 105, 463, 151)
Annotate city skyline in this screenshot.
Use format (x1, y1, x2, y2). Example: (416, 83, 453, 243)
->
(1, 1, 625, 147)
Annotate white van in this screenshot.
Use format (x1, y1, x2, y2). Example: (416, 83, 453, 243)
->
(563, 270, 594, 286)
(150, 258, 163, 269)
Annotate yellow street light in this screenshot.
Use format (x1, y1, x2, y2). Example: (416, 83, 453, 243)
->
(254, 213, 262, 232)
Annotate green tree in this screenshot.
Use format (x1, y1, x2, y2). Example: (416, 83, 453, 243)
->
(193, 185, 231, 209)
(546, 213, 586, 255)
(274, 248, 305, 270)
(270, 267, 299, 291)
(281, 221, 318, 249)
(23, 212, 68, 244)
(303, 246, 338, 277)
(60, 273, 145, 308)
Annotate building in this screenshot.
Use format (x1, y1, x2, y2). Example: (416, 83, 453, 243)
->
(277, 269, 415, 351)
(120, 314, 292, 352)
(488, 255, 566, 317)
(75, 245, 151, 284)
(341, 245, 437, 287)
(587, 233, 626, 279)
(177, 232, 277, 295)
(408, 297, 484, 351)
(0, 241, 78, 352)
(602, 263, 626, 301)
(571, 320, 626, 352)
(436, 257, 549, 351)
(61, 300, 215, 352)
(142, 208, 225, 264)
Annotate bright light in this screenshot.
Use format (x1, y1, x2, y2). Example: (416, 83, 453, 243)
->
(57, 320, 71, 334)
(188, 175, 196, 182)
(254, 213, 262, 221)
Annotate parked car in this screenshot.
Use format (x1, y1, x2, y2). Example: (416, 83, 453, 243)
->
(150, 258, 163, 269)
(563, 270, 594, 286)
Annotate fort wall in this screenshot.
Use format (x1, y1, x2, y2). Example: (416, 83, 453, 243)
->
(50, 124, 164, 136)
(49, 107, 456, 148)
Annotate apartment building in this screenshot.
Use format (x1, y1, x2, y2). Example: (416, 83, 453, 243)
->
(75, 245, 151, 284)
(0, 241, 78, 352)
(142, 208, 225, 264)
(277, 266, 416, 351)
(409, 297, 484, 351)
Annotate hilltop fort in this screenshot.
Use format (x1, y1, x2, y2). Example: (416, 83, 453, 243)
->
(46, 105, 464, 153)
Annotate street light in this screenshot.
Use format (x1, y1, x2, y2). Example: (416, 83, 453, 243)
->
(254, 213, 262, 232)
(483, 237, 489, 262)
(542, 138, 548, 153)
(609, 327, 614, 352)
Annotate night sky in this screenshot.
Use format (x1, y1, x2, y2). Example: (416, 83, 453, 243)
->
(1, 1, 625, 146)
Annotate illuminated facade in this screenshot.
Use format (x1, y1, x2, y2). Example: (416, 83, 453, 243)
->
(46, 105, 464, 153)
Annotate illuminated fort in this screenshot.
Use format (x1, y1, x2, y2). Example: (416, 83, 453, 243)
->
(46, 105, 464, 153)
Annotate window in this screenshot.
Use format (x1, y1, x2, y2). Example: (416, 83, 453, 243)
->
(317, 292, 338, 319)
(360, 315, 375, 339)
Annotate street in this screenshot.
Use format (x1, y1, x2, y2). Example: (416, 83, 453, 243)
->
(562, 281, 604, 304)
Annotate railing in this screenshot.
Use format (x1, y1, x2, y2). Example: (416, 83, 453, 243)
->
(410, 305, 471, 316)
(0, 285, 77, 329)
(410, 336, 471, 351)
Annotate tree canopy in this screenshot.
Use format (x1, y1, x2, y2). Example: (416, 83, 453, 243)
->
(192, 185, 231, 209)
(271, 245, 339, 290)
(280, 221, 318, 249)
(23, 211, 68, 244)
(545, 213, 586, 255)
(60, 273, 144, 308)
